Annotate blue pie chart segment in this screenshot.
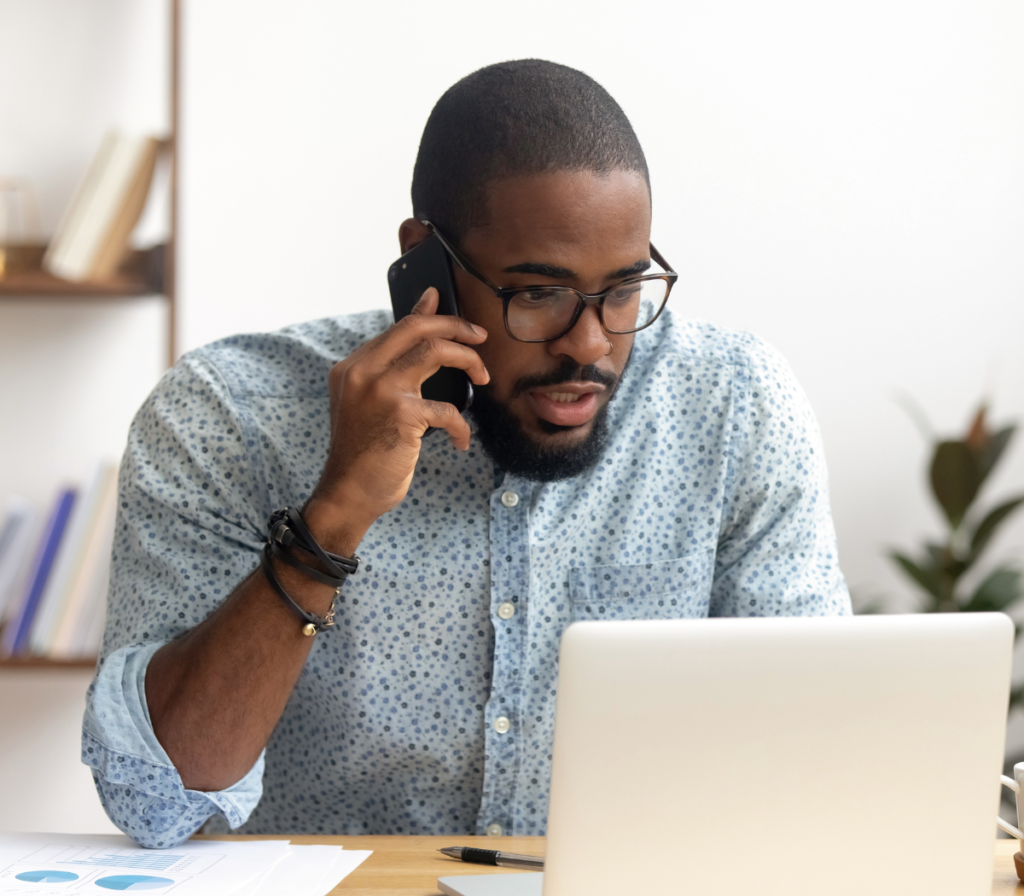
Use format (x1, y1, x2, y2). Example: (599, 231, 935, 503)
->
(94, 875, 173, 891)
(15, 870, 79, 882)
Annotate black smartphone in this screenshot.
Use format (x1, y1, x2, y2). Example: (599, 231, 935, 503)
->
(387, 234, 473, 413)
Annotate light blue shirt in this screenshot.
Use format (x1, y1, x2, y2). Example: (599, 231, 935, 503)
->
(82, 309, 850, 848)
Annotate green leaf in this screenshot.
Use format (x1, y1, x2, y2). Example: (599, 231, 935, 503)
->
(930, 440, 980, 528)
(970, 495, 1024, 563)
(962, 567, 1023, 613)
(853, 599, 885, 615)
(975, 425, 1016, 488)
(889, 551, 944, 606)
(1010, 684, 1024, 710)
(925, 541, 968, 581)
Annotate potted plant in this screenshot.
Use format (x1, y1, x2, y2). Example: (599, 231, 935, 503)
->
(889, 403, 1024, 704)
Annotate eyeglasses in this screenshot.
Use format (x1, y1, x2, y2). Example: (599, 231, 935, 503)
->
(422, 220, 678, 344)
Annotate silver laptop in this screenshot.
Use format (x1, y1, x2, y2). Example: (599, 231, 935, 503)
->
(441, 613, 1012, 896)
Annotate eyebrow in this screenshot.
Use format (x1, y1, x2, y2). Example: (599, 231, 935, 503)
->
(502, 262, 575, 278)
(608, 259, 651, 279)
(501, 258, 652, 281)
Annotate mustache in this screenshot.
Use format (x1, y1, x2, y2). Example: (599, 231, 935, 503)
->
(511, 361, 619, 399)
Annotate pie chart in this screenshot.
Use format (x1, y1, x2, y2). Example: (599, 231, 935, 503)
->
(94, 875, 173, 891)
(15, 870, 79, 883)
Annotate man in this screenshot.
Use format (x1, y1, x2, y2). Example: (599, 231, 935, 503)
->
(83, 60, 850, 848)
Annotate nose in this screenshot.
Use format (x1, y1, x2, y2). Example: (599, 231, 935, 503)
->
(546, 303, 609, 368)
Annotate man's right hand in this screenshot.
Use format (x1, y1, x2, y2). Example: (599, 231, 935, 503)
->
(303, 287, 489, 552)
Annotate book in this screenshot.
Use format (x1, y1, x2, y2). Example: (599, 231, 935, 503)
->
(49, 472, 118, 660)
(0, 498, 36, 626)
(42, 132, 117, 279)
(43, 131, 160, 283)
(0, 487, 77, 656)
(28, 462, 117, 655)
(89, 138, 161, 279)
(71, 513, 115, 658)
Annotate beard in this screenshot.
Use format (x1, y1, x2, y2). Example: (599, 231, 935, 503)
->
(468, 351, 632, 483)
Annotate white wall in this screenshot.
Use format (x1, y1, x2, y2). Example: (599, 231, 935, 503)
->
(0, 0, 169, 834)
(179, 0, 1024, 615)
(0, 671, 118, 834)
(2, 0, 1024, 834)
(0, 0, 169, 510)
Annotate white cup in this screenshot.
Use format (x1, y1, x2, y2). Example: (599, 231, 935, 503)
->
(998, 762, 1024, 841)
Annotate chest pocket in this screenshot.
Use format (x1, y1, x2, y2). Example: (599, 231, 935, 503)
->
(569, 550, 714, 622)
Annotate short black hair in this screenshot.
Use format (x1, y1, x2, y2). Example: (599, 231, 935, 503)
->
(411, 59, 649, 245)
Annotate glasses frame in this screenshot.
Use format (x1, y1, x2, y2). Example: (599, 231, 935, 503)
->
(421, 220, 679, 344)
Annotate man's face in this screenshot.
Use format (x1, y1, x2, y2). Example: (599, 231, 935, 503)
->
(403, 168, 652, 479)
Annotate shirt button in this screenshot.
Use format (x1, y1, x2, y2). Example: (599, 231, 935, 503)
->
(486, 823, 504, 837)
(500, 490, 519, 508)
(494, 716, 511, 734)
(497, 602, 515, 620)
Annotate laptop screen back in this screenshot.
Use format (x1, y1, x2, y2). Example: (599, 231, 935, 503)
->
(543, 614, 1012, 896)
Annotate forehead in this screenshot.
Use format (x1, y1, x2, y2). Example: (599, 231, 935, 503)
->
(463, 169, 651, 267)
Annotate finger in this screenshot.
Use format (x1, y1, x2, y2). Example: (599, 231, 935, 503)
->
(373, 314, 487, 375)
(411, 287, 439, 315)
(347, 308, 486, 377)
(395, 307, 487, 343)
(392, 336, 490, 386)
(418, 399, 474, 451)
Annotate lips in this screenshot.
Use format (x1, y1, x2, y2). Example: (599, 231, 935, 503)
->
(527, 385, 604, 428)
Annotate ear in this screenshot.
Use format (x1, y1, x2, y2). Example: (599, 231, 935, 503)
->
(398, 218, 432, 254)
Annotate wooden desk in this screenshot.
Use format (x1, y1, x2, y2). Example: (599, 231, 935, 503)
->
(201, 835, 544, 895)
(202, 835, 1020, 895)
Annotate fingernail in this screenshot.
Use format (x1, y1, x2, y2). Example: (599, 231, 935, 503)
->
(472, 324, 486, 336)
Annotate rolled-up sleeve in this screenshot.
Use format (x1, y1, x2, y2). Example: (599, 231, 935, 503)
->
(710, 336, 851, 617)
(82, 352, 273, 846)
(82, 641, 264, 848)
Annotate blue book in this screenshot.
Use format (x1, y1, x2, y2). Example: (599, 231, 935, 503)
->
(0, 488, 77, 656)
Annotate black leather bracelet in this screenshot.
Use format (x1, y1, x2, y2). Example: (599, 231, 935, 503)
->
(260, 544, 338, 636)
(268, 507, 359, 576)
(268, 538, 343, 587)
(262, 506, 360, 636)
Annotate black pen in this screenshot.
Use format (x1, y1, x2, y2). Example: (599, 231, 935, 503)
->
(439, 847, 545, 870)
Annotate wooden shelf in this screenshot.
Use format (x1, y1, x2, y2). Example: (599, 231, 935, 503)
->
(0, 244, 165, 299)
(0, 655, 97, 670)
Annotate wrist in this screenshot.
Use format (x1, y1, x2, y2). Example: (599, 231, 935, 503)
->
(301, 493, 374, 556)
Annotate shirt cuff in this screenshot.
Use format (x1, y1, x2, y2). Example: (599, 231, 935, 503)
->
(82, 642, 264, 847)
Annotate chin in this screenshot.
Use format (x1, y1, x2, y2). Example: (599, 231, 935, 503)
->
(471, 395, 613, 484)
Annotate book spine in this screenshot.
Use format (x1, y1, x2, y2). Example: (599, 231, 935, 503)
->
(29, 463, 115, 655)
(89, 138, 160, 280)
(0, 510, 37, 627)
(72, 516, 115, 658)
(0, 501, 30, 622)
(43, 132, 119, 279)
(50, 473, 117, 659)
(59, 136, 146, 282)
(0, 489, 77, 656)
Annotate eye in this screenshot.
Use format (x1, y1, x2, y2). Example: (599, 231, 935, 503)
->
(513, 288, 561, 306)
(606, 282, 642, 304)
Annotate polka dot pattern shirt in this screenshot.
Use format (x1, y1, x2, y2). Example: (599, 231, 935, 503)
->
(81, 309, 850, 848)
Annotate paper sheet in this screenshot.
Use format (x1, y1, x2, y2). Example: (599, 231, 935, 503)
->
(311, 850, 372, 896)
(0, 835, 371, 896)
(249, 846, 371, 896)
(0, 835, 289, 895)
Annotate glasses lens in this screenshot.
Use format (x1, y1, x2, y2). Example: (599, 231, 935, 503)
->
(506, 288, 582, 342)
(504, 278, 670, 341)
(602, 278, 669, 334)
